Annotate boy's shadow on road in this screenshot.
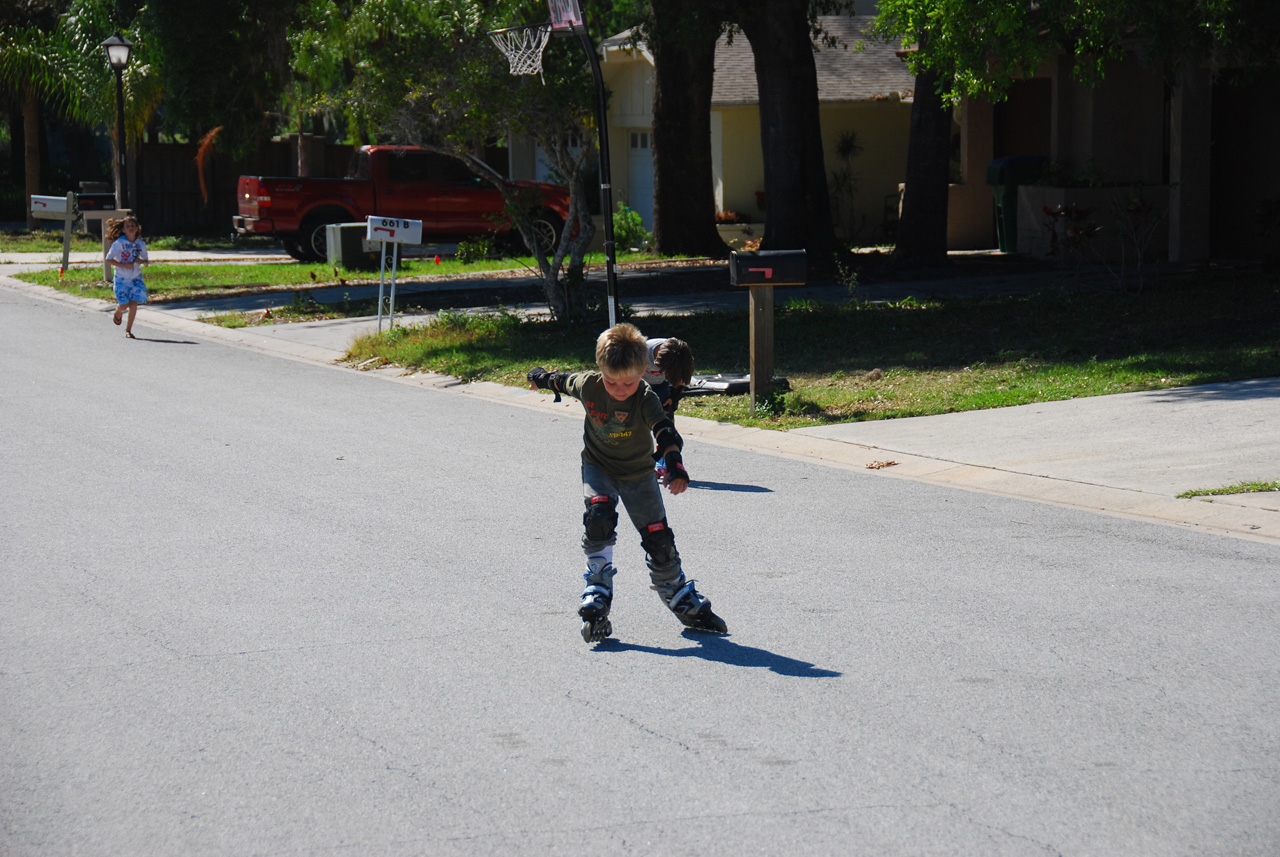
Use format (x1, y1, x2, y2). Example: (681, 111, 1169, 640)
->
(688, 481, 772, 493)
(594, 632, 840, 678)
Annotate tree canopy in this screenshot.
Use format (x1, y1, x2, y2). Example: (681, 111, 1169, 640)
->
(1, 0, 163, 223)
(136, 0, 307, 155)
(286, 0, 605, 317)
(870, 0, 1280, 104)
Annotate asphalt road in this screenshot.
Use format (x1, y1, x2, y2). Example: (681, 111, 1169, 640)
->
(2, 287, 1278, 855)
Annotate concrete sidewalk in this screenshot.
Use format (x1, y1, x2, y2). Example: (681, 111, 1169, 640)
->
(3, 264, 1276, 545)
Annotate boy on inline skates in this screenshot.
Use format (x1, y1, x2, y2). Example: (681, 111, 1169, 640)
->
(528, 323, 728, 643)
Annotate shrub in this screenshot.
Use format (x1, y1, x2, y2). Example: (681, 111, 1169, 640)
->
(612, 203, 651, 251)
(456, 235, 495, 264)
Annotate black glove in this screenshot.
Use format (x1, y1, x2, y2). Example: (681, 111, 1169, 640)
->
(664, 449, 690, 484)
(527, 366, 561, 402)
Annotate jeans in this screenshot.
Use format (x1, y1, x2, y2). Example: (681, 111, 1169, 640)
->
(581, 460, 681, 579)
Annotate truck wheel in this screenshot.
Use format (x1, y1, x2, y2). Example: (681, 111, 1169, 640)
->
(282, 238, 309, 262)
(524, 211, 564, 255)
(300, 218, 335, 263)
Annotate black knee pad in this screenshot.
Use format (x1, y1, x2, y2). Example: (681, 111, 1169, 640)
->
(640, 519, 679, 566)
(583, 494, 618, 543)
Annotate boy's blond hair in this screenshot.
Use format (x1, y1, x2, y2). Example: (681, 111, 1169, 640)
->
(595, 323, 648, 376)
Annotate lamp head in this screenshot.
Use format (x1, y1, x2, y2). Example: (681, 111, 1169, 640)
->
(100, 32, 134, 71)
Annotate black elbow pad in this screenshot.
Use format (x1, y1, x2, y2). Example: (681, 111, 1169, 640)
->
(653, 419, 682, 454)
(528, 367, 570, 401)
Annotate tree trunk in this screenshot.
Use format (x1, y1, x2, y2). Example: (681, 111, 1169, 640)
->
(649, 0, 729, 257)
(736, 0, 835, 257)
(23, 92, 40, 231)
(896, 57, 952, 267)
(7, 107, 22, 186)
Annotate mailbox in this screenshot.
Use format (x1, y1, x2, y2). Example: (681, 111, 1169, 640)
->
(30, 192, 81, 276)
(29, 194, 76, 219)
(729, 249, 806, 287)
(366, 216, 423, 245)
(76, 193, 118, 211)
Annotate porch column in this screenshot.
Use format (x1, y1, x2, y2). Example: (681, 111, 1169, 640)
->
(1168, 63, 1212, 263)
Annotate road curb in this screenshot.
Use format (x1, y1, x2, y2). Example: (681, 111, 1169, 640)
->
(481, 381, 1280, 546)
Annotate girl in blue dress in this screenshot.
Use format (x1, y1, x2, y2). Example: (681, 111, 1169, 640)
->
(105, 215, 149, 338)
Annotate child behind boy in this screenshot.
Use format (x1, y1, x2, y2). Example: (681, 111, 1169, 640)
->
(643, 337, 694, 422)
(528, 323, 727, 643)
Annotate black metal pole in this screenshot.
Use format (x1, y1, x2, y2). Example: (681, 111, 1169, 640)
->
(575, 26, 618, 327)
(114, 67, 128, 211)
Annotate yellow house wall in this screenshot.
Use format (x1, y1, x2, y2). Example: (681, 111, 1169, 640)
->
(714, 106, 766, 220)
(820, 101, 912, 244)
(714, 101, 914, 244)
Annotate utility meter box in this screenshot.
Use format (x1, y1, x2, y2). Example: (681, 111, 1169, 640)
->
(729, 249, 807, 287)
(326, 222, 380, 270)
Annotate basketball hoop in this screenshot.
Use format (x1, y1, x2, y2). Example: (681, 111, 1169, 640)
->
(490, 0, 620, 328)
(489, 23, 553, 82)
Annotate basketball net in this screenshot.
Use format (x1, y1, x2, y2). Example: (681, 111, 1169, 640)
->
(489, 24, 553, 83)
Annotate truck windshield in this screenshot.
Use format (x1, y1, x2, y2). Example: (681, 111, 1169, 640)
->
(347, 151, 370, 179)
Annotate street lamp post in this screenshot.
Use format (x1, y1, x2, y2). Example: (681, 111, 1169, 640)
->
(100, 32, 133, 211)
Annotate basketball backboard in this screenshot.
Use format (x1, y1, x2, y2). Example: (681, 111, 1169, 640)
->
(548, 0, 583, 29)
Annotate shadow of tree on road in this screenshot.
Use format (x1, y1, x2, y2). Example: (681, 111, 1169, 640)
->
(595, 632, 841, 678)
(1147, 376, 1280, 402)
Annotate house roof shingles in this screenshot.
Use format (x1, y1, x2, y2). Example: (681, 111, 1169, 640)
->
(601, 16, 915, 105)
(711, 16, 916, 105)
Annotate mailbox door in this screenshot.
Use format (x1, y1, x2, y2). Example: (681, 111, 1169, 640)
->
(730, 250, 806, 286)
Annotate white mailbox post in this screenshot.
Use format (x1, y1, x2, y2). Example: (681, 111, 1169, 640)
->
(29, 193, 130, 286)
(30, 193, 79, 275)
(366, 217, 423, 332)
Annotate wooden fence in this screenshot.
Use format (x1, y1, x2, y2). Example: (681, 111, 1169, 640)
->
(136, 139, 353, 235)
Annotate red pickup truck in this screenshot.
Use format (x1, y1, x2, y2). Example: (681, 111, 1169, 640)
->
(233, 145, 571, 262)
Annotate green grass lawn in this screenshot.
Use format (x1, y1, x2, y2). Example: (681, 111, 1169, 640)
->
(0, 228, 277, 254)
(344, 269, 1280, 429)
(12, 250, 661, 302)
(18, 260, 338, 301)
(0, 229, 105, 254)
(10, 230, 1278, 433)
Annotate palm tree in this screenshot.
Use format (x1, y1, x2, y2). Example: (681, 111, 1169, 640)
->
(1, 6, 84, 227)
(0, 0, 157, 228)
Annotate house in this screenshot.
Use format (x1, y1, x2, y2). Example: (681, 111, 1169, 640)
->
(508, 10, 1279, 262)
(506, 15, 921, 247)
(957, 50, 1280, 263)
(598, 16, 919, 245)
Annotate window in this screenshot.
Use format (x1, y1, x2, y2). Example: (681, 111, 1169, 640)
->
(347, 151, 371, 179)
(385, 152, 434, 182)
(432, 157, 478, 184)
